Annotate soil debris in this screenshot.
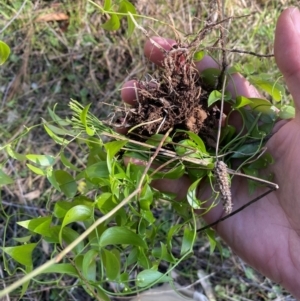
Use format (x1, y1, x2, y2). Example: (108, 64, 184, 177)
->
(123, 44, 220, 145)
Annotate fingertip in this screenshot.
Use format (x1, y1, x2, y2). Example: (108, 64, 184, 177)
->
(121, 80, 139, 105)
(195, 55, 219, 73)
(274, 7, 300, 111)
(144, 37, 176, 66)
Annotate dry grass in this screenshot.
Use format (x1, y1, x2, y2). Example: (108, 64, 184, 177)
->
(0, 0, 298, 300)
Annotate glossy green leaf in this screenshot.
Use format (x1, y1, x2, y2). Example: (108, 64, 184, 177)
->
(80, 103, 95, 136)
(82, 249, 98, 281)
(234, 96, 253, 109)
(47, 106, 70, 126)
(96, 192, 115, 214)
(62, 227, 85, 255)
(101, 249, 120, 280)
(185, 131, 207, 153)
(54, 170, 77, 198)
(26, 164, 47, 176)
(102, 13, 120, 31)
(140, 184, 153, 211)
(2, 243, 37, 266)
(26, 154, 55, 166)
(85, 161, 109, 183)
(99, 226, 147, 248)
(13, 235, 31, 243)
(39, 263, 78, 276)
(118, 0, 137, 37)
(0, 169, 13, 185)
(231, 144, 260, 158)
(60, 152, 80, 171)
(279, 105, 295, 119)
(180, 227, 194, 255)
(44, 123, 68, 145)
(0, 40, 10, 65)
(59, 205, 92, 244)
(208, 90, 222, 107)
(103, 0, 112, 10)
(206, 228, 222, 255)
(251, 79, 282, 101)
(138, 248, 151, 269)
(6, 145, 26, 161)
(187, 178, 203, 209)
(105, 140, 128, 173)
(152, 242, 176, 263)
(136, 269, 171, 288)
(145, 134, 172, 146)
(247, 98, 274, 115)
(193, 50, 205, 62)
(18, 216, 52, 237)
(46, 167, 61, 191)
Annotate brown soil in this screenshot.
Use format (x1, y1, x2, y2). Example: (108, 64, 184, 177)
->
(124, 44, 220, 145)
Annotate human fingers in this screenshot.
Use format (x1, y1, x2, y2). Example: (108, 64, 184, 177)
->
(274, 7, 300, 115)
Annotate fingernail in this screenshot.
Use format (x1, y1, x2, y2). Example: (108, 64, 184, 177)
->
(290, 7, 300, 35)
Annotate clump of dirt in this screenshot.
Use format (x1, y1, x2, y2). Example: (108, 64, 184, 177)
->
(123, 44, 220, 145)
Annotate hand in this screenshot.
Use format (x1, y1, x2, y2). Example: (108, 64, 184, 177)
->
(121, 7, 300, 298)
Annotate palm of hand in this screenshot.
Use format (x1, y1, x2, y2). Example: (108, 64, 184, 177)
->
(215, 118, 300, 294)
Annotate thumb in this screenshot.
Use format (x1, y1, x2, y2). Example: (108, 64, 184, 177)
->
(274, 7, 300, 115)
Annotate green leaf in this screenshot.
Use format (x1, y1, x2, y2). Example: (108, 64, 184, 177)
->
(47, 106, 70, 126)
(99, 226, 147, 248)
(44, 123, 68, 145)
(279, 105, 295, 119)
(234, 96, 253, 109)
(193, 50, 205, 62)
(54, 170, 77, 198)
(206, 228, 222, 255)
(101, 249, 120, 280)
(118, 1, 137, 37)
(145, 134, 172, 146)
(6, 145, 26, 161)
(80, 103, 95, 136)
(247, 98, 274, 115)
(200, 68, 221, 87)
(105, 140, 128, 173)
(26, 154, 55, 166)
(82, 249, 98, 281)
(96, 192, 115, 214)
(139, 184, 153, 211)
(0, 40, 10, 65)
(26, 164, 47, 176)
(231, 144, 260, 158)
(251, 78, 282, 102)
(208, 90, 222, 107)
(180, 226, 194, 255)
(103, 0, 112, 10)
(2, 243, 37, 266)
(18, 216, 52, 237)
(187, 178, 204, 209)
(136, 270, 171, 288)
(13, 235, 32, 243)
(60, 152, 81, 171)
(61, 227, 85, 255)
(39, 263, 78, 276)
(59, 205, 93, 244)
(102, 13, 120, 31)
(0, 169, 13, 185)
(85, 161, 110, 184)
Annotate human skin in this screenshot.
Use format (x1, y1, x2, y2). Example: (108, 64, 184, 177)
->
(121, 7, 300, 298)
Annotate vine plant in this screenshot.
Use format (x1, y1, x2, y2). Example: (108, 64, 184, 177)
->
(0, 1, 296, 300)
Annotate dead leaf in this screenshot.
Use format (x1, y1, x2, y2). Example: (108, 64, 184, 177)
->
(36, 12, 69, 22)
(23, 189, 41, 200)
